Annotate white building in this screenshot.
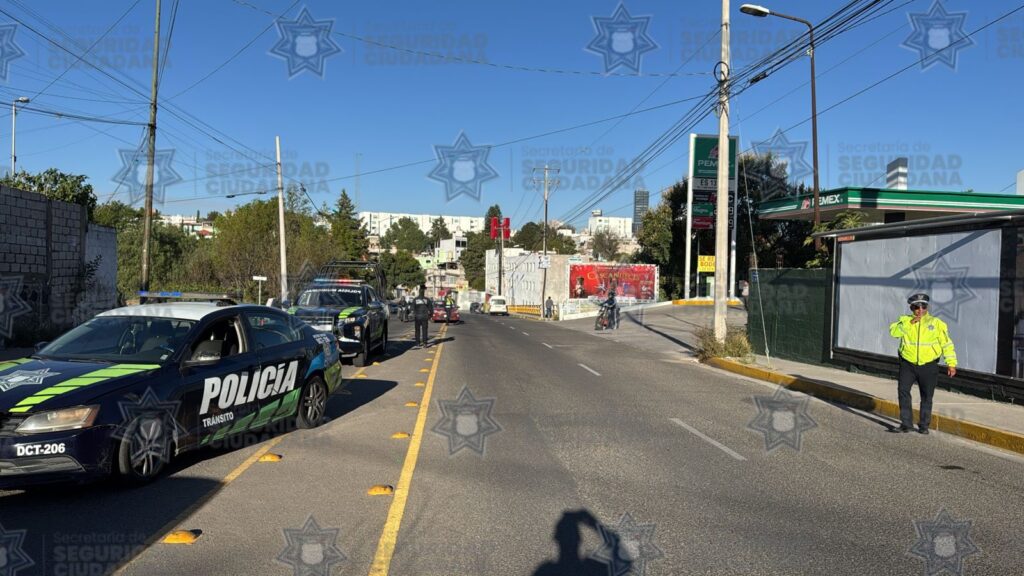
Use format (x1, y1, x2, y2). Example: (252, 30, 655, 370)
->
(158, 214, 215, 238)
(436, 236, 468, 263)
(359, 211, 485, 237)
(586, 210, 633, 239)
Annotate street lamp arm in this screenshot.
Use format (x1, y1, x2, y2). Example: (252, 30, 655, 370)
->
(766, 11, 813, 31)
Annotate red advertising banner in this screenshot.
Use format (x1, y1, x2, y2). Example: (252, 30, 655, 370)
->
(568, 263, 658, 302)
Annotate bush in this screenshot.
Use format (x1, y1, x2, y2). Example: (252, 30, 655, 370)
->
(696, 326, 752, 361)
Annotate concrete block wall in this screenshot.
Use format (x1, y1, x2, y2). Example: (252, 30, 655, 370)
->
(0, 185, 117, 339)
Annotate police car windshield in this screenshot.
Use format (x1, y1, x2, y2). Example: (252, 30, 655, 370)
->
(39, 316, 196, 364)
(297, 286, 364, 308)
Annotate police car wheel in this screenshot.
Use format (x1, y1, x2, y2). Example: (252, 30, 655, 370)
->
(116, 415, 172, 484)
(296, 376, 328, 429)
(360, 335, 372, 367)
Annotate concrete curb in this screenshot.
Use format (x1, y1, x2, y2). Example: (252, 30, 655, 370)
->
(706, 357, 1024, 457)
(673, 299, 743, 306)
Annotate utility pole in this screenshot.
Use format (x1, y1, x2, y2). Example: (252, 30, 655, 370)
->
(713, 0, 731, 341)
(533, 166, 559, 309)
(139, 0, 161, 301)
(276, 136, 288, 303)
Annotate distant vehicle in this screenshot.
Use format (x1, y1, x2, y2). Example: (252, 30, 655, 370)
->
(0, 301, 342, 487)
(432, 303, 461, 323)
(487, 297, 508, 316)
(288, 279, 388, 367)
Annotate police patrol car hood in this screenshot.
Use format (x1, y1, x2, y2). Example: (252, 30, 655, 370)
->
(0, 357, 160, 414)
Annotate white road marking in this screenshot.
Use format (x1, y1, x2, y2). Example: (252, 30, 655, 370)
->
(669, 418, 747, 461)
(522, 332, 529, 336)
(542, 343, 553, 349)
(578, 363, 601, 377)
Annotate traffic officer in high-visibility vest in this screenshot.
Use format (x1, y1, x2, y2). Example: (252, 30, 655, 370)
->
(889, 293, 957, 434)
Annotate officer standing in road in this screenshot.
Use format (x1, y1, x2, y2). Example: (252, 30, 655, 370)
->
(889, 293, 957, 434)
(412, 285, 433, 348)
(545, 296, 554, 320)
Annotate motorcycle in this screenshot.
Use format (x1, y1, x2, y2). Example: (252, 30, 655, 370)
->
(397, 303, 411, 322)
(595, 304, 615, 331)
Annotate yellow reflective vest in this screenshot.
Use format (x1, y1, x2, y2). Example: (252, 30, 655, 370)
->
(889, 314, 957, 367)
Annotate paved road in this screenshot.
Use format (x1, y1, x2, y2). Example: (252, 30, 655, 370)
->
(2, 312, 1022, 575)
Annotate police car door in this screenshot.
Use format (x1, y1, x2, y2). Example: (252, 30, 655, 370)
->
(180, 312, 260, 449)
(366, 287, 385, 344)
(243, 310, 309, 426)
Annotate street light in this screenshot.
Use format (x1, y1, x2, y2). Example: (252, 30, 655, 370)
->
(740, 3, 822, 250)
(11, 96, 29, 175)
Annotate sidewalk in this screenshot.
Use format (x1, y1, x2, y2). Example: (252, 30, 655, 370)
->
(556, 304, 1024, 456)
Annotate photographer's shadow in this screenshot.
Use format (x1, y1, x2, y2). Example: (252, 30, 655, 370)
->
(532, 509, 631, 576)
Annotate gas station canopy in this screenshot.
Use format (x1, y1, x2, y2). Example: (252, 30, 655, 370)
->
(757, 187, 1024, 224)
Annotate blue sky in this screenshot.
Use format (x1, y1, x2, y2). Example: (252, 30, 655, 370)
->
(2, 0, 1022, 228)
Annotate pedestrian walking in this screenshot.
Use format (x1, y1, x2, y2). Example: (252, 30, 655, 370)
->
(739, 279, 750, 309)
(545, 296, 554, 320)
(412, 286, 433, 348)
(889, 293, 957, 434)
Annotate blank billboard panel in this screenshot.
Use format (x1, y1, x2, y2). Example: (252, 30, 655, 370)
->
(836, 230, 1000, 373)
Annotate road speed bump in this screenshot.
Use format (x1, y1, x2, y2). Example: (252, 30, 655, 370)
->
(356, 373, 368, 379)
(415, 382, 425, 387)
(368, 484, 395, 496)
(162, 530, 201, 545)
(373, 361, 381, 365)
(419, 368, 429, 373)
(258, 453, 283, 463)
(391, 432, 411, 439)
(405, 401, 418, 407)
(424, 358, 433, 362)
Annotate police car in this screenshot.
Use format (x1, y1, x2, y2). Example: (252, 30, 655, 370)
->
(288, 279, 388, 367)
(0, 300, 342, 487)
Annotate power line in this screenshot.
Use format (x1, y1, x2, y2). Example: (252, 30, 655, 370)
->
(228, 0, 711, 79)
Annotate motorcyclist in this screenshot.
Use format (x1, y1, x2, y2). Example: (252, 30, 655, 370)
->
(600, 290, 619, 329)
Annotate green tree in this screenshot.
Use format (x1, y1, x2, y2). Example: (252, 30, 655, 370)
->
(116, 222, 198, 298)
(636, 204, 673, 267)
(1, 168, 98, 219)
(285, 183, 311, 215)
(93, 201, 143, 230)
(511, 221, 576, 254)
(427, 216, 452, 247)
(802, 210, 867, 268)
(210, 199, 279, 300)
(329, 189, 368, 259)
(591, 228, 621, 261)
(379, 250, 426, 294)
(205, 210, 221, 222)
(381, 217, 429, 253)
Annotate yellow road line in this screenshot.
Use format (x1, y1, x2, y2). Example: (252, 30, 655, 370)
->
(114, 435, 286, 574)
(368, 325, 447, 576)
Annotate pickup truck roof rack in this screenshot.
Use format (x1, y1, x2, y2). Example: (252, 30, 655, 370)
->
(138, 291, 238, 305)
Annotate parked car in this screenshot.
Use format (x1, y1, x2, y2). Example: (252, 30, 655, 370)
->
(0, 302, 342, 487)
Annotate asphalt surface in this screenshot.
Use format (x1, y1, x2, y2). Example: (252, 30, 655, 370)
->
(2, 309, 1023, 575)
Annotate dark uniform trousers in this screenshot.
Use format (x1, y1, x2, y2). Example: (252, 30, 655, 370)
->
(897, 358, 939, 428)
(414, 316, 429, 346)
